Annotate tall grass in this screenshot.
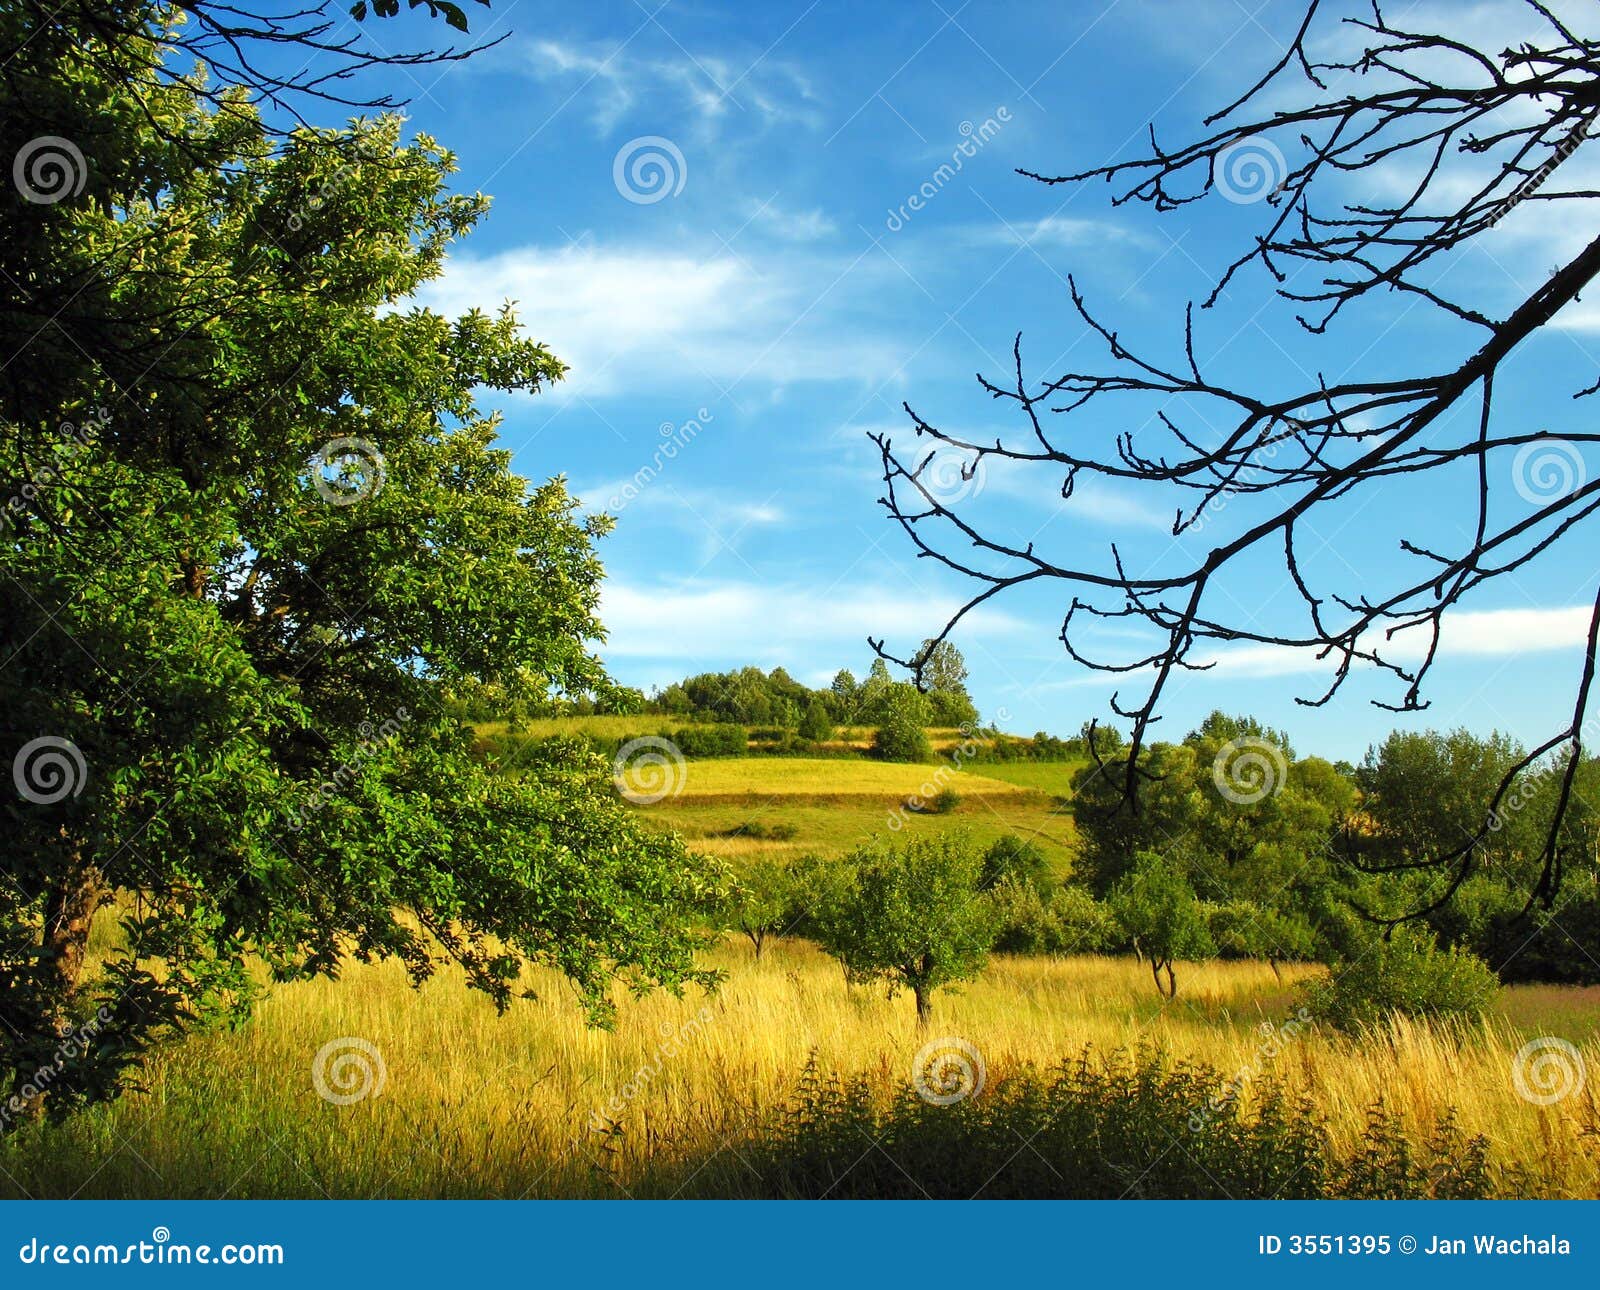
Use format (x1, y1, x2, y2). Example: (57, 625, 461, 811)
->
(3, 941, 1595, 1198)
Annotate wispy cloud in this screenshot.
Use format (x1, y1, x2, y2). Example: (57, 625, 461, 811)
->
(743, 198, 838, 242)
(416, 241, 908, 399)
(598, 577, 1026, 664)
(520, 37, 820, 137)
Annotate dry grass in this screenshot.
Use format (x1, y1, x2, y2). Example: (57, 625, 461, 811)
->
(4, 940, 1596, 1199)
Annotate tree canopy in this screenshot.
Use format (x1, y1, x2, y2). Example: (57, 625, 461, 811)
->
(1, 0, 722, 1117)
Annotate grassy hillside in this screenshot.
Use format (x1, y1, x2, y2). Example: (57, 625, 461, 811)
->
(622, 753, 1080, 869)
(3, 940, 1594, 1198)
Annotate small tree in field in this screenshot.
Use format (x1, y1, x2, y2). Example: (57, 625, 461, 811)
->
(730, 859, 794, 960)
(812, 835, 996, 1024)
(1110, 853, 1213, 999)
(871, 683, 933, 762)
(798, 699, 835, 743)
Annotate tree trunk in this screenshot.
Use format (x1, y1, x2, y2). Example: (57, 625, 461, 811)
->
(43, 856, 102, 1005)
(12, 856, 103, 1120)
(1151, 957, 1176, 999)
(1268, 957, 1283, 983)
(913, 983, 932, 1027)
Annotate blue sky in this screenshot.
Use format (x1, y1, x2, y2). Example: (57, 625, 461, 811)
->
(369, 0, 1596, 761)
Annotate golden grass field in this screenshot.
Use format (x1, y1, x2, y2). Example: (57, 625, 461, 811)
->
(3, 937, 1596, 1199)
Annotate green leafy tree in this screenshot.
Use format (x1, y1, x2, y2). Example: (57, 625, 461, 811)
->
(0, 10, 722, 1117)
(812, 836, 997, 1024)
(870, 683, 933, 762)
(828, 669, 858, 723)
(979, 834, 1051, 893)
(798, 699, 834, 743)
(1109, 853, 1214, 998)
(728, 859, 794, 960)
(916, 639, 978, 727)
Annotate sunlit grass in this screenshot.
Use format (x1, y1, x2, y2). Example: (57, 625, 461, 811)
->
(3, 941, 1595, 1199)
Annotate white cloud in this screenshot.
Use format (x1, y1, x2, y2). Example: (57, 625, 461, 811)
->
(520, 37, 819, 136)
(743, 199, 837, 242)
(597, 578, 1026, 663)
(1039, 604, 1594, 689)
(415, 242, 908, 398)
(973, 215, 1151, 251)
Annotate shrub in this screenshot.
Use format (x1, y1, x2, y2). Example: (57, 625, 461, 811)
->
(719, 820, 800, 842)
(671, 724, 748, 758)
(979, 834, 1049, 892)
(870, 684, 933, 762)
(989, 879, 1114, 955)
(735, 1047, 1495, 1199)
(1302, 927, 1499, 1031)
(1206, 901, 1318, 977)
(798, 699, 835, 743)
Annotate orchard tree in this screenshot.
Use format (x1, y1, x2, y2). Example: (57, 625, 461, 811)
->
(0, 2, 723, 1118)
(1109, 853, 1214, 999)
(873, 0, 1600, 920)
(812, 835, 997, 1025)
(728, 859, 794, 960)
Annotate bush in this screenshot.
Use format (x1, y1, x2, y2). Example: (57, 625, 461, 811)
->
(1302, 928, 1499, 1031)
(979, 834, 1050, 892)
(671, 724, 749, 758)
(989, 879, 1114, 954)
(719, 820, 800, 841)
(870, 684, 933, 762)
(734, 1047, 1495, 1199)
(798, 699, 835, 743)
(1206, 901, 1318, 975)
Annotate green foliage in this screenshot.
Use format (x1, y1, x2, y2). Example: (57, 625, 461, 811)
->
(979, 834, 1050, 892)
(1302, 928, 1499, 1032)
(668, 724, 749, 758)
(741, 1048, 1495, 1199)
(989, 880, 1115, 954)
(1206, 901, 1318, 969)
(798, 699, 834, 743)
(870, 684, 934, 762)
(1108, 854, 1214, 997)
(727, 859, 797, 958)
(810, 835, 997, 1022)
(0, 7, 723, 1116)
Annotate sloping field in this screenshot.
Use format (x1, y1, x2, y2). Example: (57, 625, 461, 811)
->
(623, 755, 1079, 868)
